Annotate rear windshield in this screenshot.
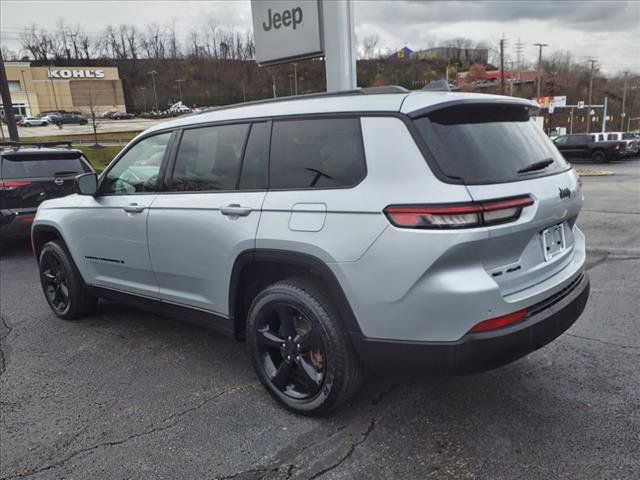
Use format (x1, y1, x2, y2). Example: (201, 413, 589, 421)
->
(1, 153, 91, 179)
(414, 104, 570, 184)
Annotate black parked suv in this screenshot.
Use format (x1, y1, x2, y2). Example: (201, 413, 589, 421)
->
(50, 113, 89, 126)
(0, 142, 93, 241)
(552, 134, 626, 163)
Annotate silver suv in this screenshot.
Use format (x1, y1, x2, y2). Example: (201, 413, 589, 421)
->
(32, 88, 590, 414)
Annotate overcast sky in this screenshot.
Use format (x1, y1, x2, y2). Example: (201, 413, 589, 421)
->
(2, 0, 639, 74)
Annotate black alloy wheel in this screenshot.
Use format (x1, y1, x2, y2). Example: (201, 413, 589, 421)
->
(38, 240, 98, 320)
(247, 278, 363, 415)
(40, 250, 71, 315)
(255, 302, 326, 400)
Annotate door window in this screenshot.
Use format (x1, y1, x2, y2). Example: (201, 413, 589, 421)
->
(269, 118, 366, 189)
(101, 132, 171, 195)
(169, 124, 249, 191)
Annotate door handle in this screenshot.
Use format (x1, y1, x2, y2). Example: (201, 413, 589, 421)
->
(123, 203, 145, 213)
(220, 204, 252, 217)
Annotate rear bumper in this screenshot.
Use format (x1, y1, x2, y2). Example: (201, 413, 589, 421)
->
(352, 271, 589, 374)
(0, 209, 36, 240)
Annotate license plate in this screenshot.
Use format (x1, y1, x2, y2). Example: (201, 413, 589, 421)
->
(542, 224, 566, 261)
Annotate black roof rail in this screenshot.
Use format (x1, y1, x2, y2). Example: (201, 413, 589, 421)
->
(197, 85, 410, 115)
(421, 80, 452, 92)
(361, 85, 409, 94)
(0, 141, 74, 150)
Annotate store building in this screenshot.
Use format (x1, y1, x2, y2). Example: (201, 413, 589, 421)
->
(2, 62, 126, 117)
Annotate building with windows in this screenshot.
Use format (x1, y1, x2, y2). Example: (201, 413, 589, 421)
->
(2, 62, 126, 117)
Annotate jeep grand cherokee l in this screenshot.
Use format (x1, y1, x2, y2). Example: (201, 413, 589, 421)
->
(31, 88, 590, 414)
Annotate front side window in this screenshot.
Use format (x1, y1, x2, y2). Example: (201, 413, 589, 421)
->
(169, 123, 249, 191)
(269, 118, 366, 189)
(101, 132, 171, 195)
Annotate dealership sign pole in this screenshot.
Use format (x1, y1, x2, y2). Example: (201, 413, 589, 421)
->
(251, 0, 357, 93)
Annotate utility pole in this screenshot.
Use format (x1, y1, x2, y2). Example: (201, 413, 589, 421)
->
(148, 70, 159, 113)
(601, 96, 608, 133)
(620, 71, 629, 131)
(175, 79, 184, 103)
(499, 37, 506, 95)
(293, 62, 298, 95)
(533, 43, 548, 98)
(0, 50, 19, 141)
(586, 59, 597, 133)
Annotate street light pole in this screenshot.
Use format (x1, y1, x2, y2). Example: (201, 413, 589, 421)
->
(293, 62, 298, 95)
(175, 79, 184, 103)
(148, 70, 159, 113)
(620, 71, 629, 131)
(586, 59, 597, 133)
(533, 43, 548, 98)
(19, 70, 33, 116)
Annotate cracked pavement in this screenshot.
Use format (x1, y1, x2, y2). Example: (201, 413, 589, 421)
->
(1, 160, 639, 479)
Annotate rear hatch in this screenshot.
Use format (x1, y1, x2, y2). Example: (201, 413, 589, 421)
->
(413, 102, 582, 296)
(0, 150, 92, 212)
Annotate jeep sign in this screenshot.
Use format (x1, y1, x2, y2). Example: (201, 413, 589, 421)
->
(251, 0, 323, 66)
(47, 69, 106, 79)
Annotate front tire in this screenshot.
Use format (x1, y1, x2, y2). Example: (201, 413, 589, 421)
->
(246, 278, 363, 415)
(38, 240, 98, 320)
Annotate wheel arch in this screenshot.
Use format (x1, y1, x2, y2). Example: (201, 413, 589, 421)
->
(31, 223, 66, 257)
(229, 249, 362, 341)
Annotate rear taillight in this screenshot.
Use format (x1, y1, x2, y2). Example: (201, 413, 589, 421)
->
(468, 309, 528, 333)
(19, 215, 36, 223)
(384, 195, 534, 229)
(0, 181, 32, 191)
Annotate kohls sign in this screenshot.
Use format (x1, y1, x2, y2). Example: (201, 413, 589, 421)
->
(47, 69, 105, 79)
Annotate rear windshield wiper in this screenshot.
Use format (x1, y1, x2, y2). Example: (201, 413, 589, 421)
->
(517, 158, 554, 174)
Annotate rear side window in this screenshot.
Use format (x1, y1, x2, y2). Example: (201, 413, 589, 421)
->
(169, 124, 249, 191)
(1, 154, 90, 179)
(414, 104, 569, 184)
(269, 118, 365, 189)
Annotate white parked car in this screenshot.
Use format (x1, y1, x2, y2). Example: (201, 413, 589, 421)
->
(19, 116, 49, 127)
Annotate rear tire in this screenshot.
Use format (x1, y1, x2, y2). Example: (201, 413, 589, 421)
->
(591, 150, 606, 164)
(246, 278, 363, 415)
(38, 240, 98, 320)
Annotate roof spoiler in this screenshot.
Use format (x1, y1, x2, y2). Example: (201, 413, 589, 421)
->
(0, 141, 74, 150)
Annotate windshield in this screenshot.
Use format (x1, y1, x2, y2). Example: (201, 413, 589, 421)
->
(414, 104, 570, 184)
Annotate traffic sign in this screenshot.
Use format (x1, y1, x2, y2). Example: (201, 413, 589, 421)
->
(577, 101, 585, 109)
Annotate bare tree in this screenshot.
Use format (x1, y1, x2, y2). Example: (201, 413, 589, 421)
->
(361, 34, 380, 59)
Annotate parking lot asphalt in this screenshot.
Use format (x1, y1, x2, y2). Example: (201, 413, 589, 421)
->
(1, 159, 639, 480)
(2, 118, 167, 138)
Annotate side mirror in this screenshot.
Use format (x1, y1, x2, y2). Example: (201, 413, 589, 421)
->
(75, 172, 98, 195)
